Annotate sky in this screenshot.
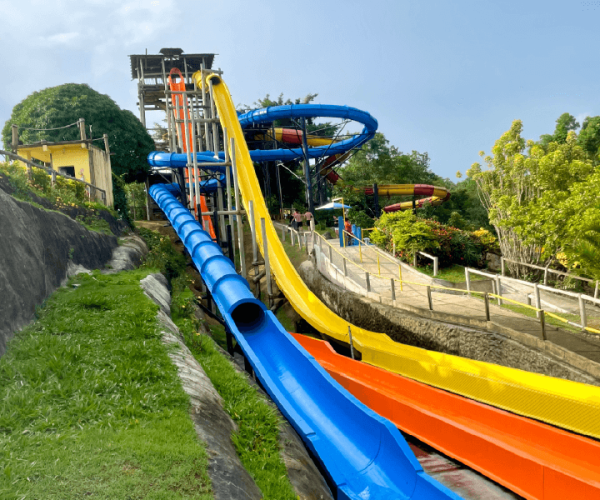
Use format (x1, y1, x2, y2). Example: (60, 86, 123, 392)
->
(2, 0, 600, 181)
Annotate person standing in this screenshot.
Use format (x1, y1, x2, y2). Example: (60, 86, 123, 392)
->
(292, 209, 303, 230)
(344, 217, 353, 246)
(304, 209, 313, 230)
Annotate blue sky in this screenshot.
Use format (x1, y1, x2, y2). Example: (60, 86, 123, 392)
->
(2, 0, 599, 180)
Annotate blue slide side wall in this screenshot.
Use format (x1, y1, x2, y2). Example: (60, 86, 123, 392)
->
(149, 184, 462, 500)
(147, 103, 378, 169)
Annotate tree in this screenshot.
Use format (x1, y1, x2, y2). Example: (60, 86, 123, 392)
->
(539, 112, 580, 147)
(578, 116, 600, 162)
(2, 84, 154, 182)
(468, 119, 596, 276)
(339, 133, 440, 187)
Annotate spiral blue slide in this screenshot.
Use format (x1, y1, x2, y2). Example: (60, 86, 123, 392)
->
(149, 182, 461, 500)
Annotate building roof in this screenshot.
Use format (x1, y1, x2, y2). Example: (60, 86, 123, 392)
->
(129, 52, 216, 79)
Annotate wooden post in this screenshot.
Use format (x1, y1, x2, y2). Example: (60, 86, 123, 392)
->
(261, 218, 273, 308)
(11, 125, 18, 153)
(465, 267, 471, 296)
(145, 178, 150, 221)
(544, 265, 549, 286)
(427, 286, 433, 311)
(579, 294, 587, 330)
(49, 153, 55, 187)
(78, 118, 86, 141)
(501, 257, 505, 276)
(230, 138, 246, 279)
(103, 133, 110, 155)
(484, 293, 490, 321)
(433, 256, 439, 277)
(391, 278, 396, 301)
(595, 281, 599, 300)
(534, 283, 541, 319)
(495, 276, 502, 305)
(249, 200, 258, 265)
(540, 310, 547, 341)
(366, 272, 371, 292)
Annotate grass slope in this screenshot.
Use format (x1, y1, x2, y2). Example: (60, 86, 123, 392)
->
(0, 269, 211, 499)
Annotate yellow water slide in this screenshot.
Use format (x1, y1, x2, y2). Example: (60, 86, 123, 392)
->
(197, 71, 600, 440)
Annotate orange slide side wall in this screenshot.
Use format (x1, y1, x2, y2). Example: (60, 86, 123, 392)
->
(293, 334, 600, 500)
(168, 68, 216, 239)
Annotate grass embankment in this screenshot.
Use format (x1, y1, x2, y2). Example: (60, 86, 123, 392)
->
(0, 269, 212, 500)
(138, 227, 297, 500)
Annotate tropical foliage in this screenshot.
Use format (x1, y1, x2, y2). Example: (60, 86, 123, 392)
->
(467, 115, 600, 279)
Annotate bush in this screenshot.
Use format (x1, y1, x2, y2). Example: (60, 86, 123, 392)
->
(372, 211, 439, 261)
(373, 211, 487, 268)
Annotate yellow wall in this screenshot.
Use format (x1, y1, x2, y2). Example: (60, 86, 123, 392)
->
(17, 143, 114, 207)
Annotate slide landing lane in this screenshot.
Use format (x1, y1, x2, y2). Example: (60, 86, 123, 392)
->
(293, 334, 600, 500)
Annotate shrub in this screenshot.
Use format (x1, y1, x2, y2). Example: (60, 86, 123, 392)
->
(373, 211, 487, 268)
(372, 211, 439, 261)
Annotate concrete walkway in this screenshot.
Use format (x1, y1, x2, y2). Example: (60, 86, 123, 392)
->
(279, 225, 600, 372)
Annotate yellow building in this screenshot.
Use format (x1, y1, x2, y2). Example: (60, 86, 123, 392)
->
(17, 138, 114, 207)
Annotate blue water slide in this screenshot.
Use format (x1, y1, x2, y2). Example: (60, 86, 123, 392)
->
(149, 183, 462, 500)
(147, 103, 378, 169)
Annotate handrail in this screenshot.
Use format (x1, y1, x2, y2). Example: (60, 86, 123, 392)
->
(1, 149, 107, 203)
(311, 231, 600, 337)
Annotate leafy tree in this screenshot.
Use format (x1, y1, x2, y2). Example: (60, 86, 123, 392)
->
(2, 84, 154, 182)
(578, 116, 600, 162)
(339, 133, 439, 186)
(539, 112, 580, 147)
(468, 119, 596, 276)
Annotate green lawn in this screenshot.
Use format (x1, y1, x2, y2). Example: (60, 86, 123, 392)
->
(144, 226, 298, 500)
(417, 263, 488, 282)
(0, 269, 212, 500)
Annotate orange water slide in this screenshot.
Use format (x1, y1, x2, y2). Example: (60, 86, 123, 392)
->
(168, 68, 216, 239)
(293, 334, 600, 500)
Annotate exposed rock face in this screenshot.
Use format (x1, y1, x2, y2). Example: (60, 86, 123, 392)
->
(0, 189, 119, 356)
(103, 235, 148, 274)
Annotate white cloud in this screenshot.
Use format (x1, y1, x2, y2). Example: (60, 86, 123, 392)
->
(44, 32, 80, 44)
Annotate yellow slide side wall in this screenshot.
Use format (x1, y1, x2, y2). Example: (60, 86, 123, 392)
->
(201, 72, 600, 440)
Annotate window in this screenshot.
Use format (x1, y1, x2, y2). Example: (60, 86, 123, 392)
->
(59, 166, 75, 177)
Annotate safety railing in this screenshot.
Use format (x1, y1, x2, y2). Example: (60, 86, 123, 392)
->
(309, 230, 600, 338)
(465, 267, 600, 332)
(501, 256, 599, 298)
(1, 149, 107, 205)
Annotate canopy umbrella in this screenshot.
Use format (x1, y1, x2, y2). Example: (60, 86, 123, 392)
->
(315, 201, 351, 210)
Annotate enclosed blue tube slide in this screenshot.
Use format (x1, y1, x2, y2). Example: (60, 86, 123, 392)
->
(147, 103, 378, 169)
(149, 184, 462, 500)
